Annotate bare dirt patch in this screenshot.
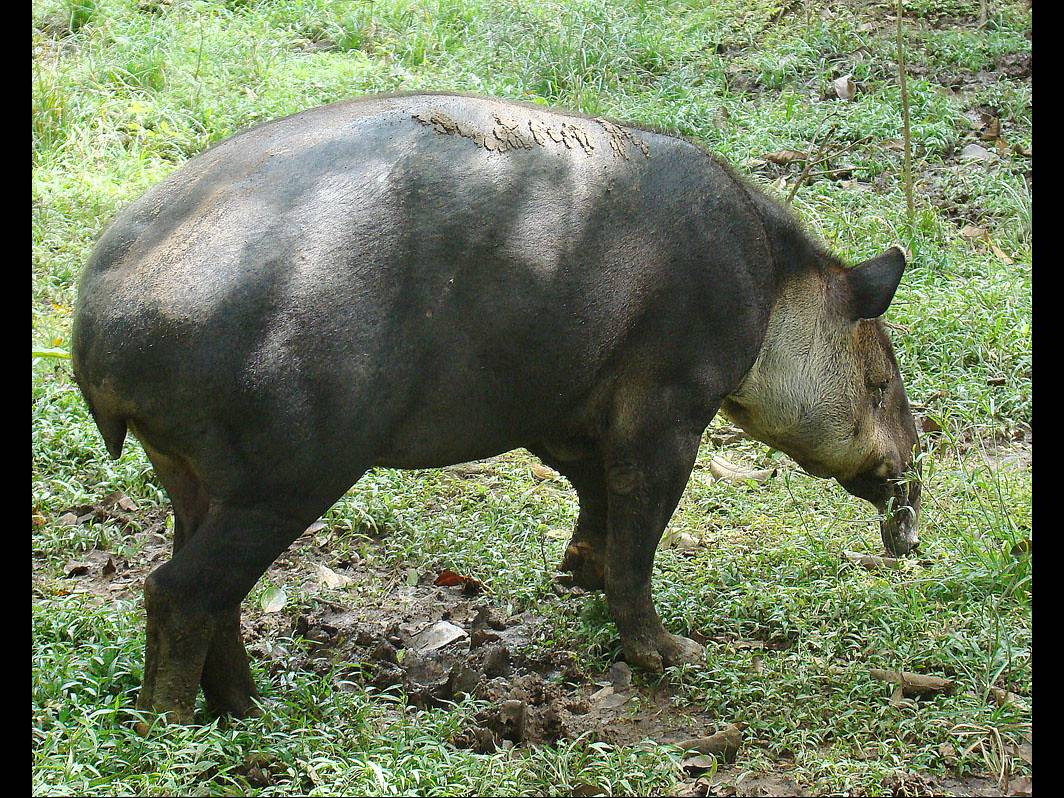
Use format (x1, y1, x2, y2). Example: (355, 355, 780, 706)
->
(36, 513, 731, 753)
(245, 553, 725, 752)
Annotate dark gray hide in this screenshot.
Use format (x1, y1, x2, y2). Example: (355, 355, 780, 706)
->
(72, 93, 918, 723)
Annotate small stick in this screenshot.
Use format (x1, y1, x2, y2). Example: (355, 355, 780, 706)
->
(870, 668, 953, 696)
(787, 134, 872, 203)
(896, 0, 914, 222)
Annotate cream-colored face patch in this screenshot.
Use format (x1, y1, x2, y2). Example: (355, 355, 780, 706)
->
(722, 270, 903, 483)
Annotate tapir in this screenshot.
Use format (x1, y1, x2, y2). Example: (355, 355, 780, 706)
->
(71, 92, 921, 723)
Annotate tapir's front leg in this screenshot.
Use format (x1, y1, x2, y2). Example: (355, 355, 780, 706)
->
(601, 393, 710, 672)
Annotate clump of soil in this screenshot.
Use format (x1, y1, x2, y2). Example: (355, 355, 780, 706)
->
(244, 554, 722, 752)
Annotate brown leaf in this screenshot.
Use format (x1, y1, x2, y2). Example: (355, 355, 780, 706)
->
(919, 416, 943, 434)
(681, 755, 718, 775)
(434, 569, 485, 594)
(763, 149, 807, 165)
(65, 560, 90, 577)
(1008, 776, 1032, 796)
(979, 116, 1001, 141)
(315, 563, 352, 590)
(985, 235, 1014, 264)
(413, 620, 468, 652)
(1009, 539, 1032, 558)
(960, 224, 987, 240)
(677, 723, 744, 764)
(842, 550, 905, 571)
(960, 143, 993, 161)
(661, 530, 701, 551)
(869, 668, 953, 696)
(531, 464, 558, 481)
(990, 686, 1027, 708)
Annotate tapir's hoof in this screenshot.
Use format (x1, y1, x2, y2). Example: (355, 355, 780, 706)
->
(559, 542, 606, 592)
(207, 695, 261, 720)
(661, 634, 705, 667)
(132, 705, 194, 732)
(623, 634, 705, 673)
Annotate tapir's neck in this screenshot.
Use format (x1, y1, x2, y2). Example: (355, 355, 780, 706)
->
(720, 269, 830, 453)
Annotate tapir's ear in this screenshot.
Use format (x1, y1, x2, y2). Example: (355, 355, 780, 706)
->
(847, 247, 906, 320)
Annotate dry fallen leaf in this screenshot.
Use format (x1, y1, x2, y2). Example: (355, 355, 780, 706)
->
(414, 620, 468, 652)
(315, 563, 352, 590)
(708, 456, 776, 482)
(304, 520, 328, 535)
(531, 464, 558, 481)
(842, 550, 905, 571)
(433, 569, 485, 593)
(661, 531, 701, 551)
(979, 115, 1002, 141)
(985, 234, 1014, 264)
(919, 415, 943, 434)
(870, 668, 953, 697)
(960, 143, 993, 161)
(260, 586, 287, 613)
(763, 149, 807, 165)
(833, 74, 856, 101)
(677, 724, 744, 763)
(65, 560, 90, 577)
(960, 224, 987, 240)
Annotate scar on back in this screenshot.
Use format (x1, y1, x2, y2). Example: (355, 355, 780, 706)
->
(412, 109, 649, 159)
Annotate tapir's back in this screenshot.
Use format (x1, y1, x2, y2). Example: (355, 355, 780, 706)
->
(72, 93, 774, 483)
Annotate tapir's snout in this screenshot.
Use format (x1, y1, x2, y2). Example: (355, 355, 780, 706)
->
(879, 477, 920, 556)
(839, 456, 921, 557)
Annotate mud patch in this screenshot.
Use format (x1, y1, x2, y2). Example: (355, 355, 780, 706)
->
(412, 109, 599, 156)
(595, 118, 650, 160)
(243, 551, 722, 752)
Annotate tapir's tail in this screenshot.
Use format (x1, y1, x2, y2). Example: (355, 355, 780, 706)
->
(88, 405, 128, 460)
(72, 363, 129, 460)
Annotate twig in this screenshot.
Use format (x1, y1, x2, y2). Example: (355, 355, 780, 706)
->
(896, 0, 914, 222)
(787, 134, 872, 202)
(785, 112, 838, 203)
(870, 668, 954, 696)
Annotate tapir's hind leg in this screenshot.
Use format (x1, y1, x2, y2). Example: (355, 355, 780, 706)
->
(532, 448, 608, 591)
(138, 450, 210, 720)
(136, 457, 324, 723)
(142, 450, 260, 718)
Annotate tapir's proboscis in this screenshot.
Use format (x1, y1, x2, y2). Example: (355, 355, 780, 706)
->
(71, 93, 921, 724)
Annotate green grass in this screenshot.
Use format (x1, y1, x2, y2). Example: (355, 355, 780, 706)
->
(33, 0, 1031, 794)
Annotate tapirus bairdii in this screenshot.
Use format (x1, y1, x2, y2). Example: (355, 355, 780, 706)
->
(72, 92, 921, 723)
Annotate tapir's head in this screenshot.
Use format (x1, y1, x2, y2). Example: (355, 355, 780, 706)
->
(721, 247, 921, 556)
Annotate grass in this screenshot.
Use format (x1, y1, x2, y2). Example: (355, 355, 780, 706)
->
(32, 0, 1030, 795)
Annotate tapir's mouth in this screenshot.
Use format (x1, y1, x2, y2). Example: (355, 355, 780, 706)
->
(838, 473, 921, 557)
(877, 479, 921, 557)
